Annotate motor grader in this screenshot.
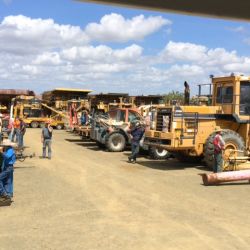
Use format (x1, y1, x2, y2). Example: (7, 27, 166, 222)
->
(144, 75, 250, 170)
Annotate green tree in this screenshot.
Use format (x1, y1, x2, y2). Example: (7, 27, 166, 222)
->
(164, 91, 184, 104)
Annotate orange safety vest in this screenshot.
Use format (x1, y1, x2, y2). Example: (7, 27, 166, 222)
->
(13, 120, 21, 129)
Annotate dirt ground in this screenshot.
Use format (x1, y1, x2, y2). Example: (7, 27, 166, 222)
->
(0, 129, 249, 250)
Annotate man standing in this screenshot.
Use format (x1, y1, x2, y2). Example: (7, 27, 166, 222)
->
(11, 117, 20, 143)
(213, 129, 225, 173)
(41, 121, 53, 159)
(0, 141, 16, 205)
(19, 119, 26, 148)
(184, 81, 190, 105)
(128, 119, 145, 164)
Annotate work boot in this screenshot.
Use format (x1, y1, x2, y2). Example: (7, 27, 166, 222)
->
(0, 193, 11, 202)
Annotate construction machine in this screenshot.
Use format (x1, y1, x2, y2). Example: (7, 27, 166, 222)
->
(11, 96, 66, 129)
(90, 107, 170, 159)
(144, 75, 250, 170)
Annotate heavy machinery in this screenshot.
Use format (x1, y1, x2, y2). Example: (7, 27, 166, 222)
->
(11, 96, 66, 129)
(144, 75, 250, 169)
(90, 107, 170, 159)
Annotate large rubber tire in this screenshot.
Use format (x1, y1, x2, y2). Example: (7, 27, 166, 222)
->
(39, 122, 45, 128)
(105, 133, 126, 152)
(204, 130, 245, 169)
(174, 152, 203, 164)
(30, 121, 39, 128)
(149, 147, 171, 160)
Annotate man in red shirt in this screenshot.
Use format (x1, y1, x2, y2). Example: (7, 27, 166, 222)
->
(213, 129, 225, 173)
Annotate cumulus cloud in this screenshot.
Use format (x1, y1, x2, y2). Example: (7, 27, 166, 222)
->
(0, 15, 89, 54)
(227, 26, 246, 33)
(0, 14, 250, 95)
(85, 13, 171, 42)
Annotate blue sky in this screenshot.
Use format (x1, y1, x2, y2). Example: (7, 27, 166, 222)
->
(0, 0, 250, 95)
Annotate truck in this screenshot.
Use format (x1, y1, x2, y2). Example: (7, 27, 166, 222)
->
(90, 107, 170, 159)
(144, 75, 250, 170)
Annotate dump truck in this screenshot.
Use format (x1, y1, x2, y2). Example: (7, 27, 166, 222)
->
(144, 75, 250, 169)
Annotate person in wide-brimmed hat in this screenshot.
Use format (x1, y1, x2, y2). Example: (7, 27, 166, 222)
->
(213, 128, 225, 173)
(0, 139, 16, 205)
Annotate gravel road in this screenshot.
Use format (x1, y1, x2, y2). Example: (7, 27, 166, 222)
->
(0, 129, 249, 250)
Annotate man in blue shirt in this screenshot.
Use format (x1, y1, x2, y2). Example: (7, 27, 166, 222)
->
(128, 119, 145, 164)
(0, 142, 16, 204)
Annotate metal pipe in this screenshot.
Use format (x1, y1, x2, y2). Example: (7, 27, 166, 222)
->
(199, 170, 250, 185)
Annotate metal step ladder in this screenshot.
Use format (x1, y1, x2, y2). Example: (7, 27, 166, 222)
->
(180, 112, 199, 145)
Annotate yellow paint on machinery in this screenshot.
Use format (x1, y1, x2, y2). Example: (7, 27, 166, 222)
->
(12, 96, 65, 129)
(144, 75, 250, 169)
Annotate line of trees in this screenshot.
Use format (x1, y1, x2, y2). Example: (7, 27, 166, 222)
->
(163, 91, 184, 104)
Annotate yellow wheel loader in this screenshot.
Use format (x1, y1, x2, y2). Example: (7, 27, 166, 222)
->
(144, 75, 250, 170)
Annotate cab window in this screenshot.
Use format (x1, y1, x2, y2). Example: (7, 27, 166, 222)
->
(117, 110, 126, 122)
(240, 81, 250, 115)
(128, 111, 141, 122)
(216, 86, 233, 103)
(108, 110, 118, 120)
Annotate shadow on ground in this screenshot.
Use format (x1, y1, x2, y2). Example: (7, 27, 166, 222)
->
(137, 158, 210, 171)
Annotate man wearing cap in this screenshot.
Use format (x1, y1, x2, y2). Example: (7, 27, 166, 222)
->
(213, 129, 225, 173)
(128, 119, 145, 164)
(41, 121, 53, 159)
(0, 141, 16, 204)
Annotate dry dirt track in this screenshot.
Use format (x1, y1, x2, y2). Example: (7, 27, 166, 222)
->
(0, 129, 249, 250)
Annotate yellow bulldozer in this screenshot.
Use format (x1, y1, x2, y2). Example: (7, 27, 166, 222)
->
(144, 75, 250, 170)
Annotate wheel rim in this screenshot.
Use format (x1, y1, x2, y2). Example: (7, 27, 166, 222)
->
(112, 136, 122, 148)
(156, 148, 168, 157)
(224, 142, 238, 160)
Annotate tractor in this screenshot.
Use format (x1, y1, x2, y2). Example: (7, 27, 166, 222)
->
(144, 75, 250, 170)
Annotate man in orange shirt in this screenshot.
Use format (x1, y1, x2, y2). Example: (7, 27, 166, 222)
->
(11, 117, 20, 144)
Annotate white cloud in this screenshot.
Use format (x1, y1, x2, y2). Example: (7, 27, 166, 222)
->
(161, 41, 207, 62)
(227, 26, 246, 33)
(0, 15, 89, 54)
(60, 44, 143, 65)
(85, 13, 171, 42)
(1, 15, 250, 95)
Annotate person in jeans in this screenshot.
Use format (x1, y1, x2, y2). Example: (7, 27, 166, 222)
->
(11, 117, 20, 143)
(128, 119, 145, 164)
(18, 119, 26, 148)
(213, 129, 225, 173)
(41, 121, 53, 159)
(0, 141, 16, 205)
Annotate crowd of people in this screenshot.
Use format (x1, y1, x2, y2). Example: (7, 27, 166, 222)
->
(7, 117, 26, 148)
(0, 117, 53, 206)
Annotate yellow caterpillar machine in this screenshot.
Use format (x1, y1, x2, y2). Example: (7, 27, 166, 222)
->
(11, 96, 66, 129)
(144, 75, 250, 169)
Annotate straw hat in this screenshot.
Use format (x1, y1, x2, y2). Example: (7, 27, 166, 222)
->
(0, 139, 17, 147)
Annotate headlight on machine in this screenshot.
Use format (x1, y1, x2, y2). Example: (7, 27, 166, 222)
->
(150, 121, 156, 130)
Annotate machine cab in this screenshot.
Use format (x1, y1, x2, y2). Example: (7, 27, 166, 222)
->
(212, 75, 250, 119)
